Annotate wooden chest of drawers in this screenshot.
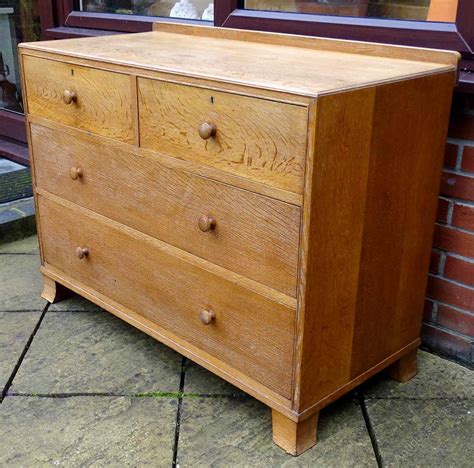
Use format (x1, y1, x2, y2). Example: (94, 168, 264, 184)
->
(20, 23, 458, 455)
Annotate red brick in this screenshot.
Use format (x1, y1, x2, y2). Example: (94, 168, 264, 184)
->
(436, 198, 450, 224)
(430, 250, 441, 274)
(444, 143, 458, 168)
(452, 204, 474, 231)
(461, 146, 474, 173)
(448, 113, 474, 140)
(444, 255, 474, 287)
(423, 299, 434, 322)
(422, 323, 472, 363)
(439, 171, 474, 202)
(426, 276, 474, 311)
(437, 304, 474, 336)
(433, 225, 474, 258)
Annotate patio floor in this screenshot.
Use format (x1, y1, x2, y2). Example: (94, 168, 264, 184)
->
(1, 235, 473, 467)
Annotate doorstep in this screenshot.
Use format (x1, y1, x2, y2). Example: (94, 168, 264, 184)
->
(0, 158, 35, 243)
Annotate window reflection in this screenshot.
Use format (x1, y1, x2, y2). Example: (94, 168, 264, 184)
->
(243, 1, 459, 22)
(78, 0, 214, 20)
(0, 0, 40, 114)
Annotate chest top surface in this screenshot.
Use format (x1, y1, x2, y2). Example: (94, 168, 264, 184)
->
(20, 23, 458, 97)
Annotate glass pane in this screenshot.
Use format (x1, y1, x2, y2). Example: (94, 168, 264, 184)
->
(0, 0, 40, 114)
(76, 0, 214, 21)
(243, 1, 458, 22)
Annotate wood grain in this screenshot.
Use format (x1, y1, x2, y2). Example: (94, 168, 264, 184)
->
(23, 55, 134, 143)
(138, 78, 307, 194)
(294, 71, 455, 415)
(31, 124, 301, 297)
(28, 115, 303, 206)
(38, 193, 296, 398)
(349, 72, 456, 377)
(295, 88, 375, 411)
(272, 410, 318, 456)
(19, 30, 457, 99)
(153, 22, 460, 68)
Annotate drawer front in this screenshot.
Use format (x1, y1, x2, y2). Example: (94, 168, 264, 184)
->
(32, 124, 300, 297)
(138, 79, 307, 194)
(38, 195, 295, 398)
(23, 55, 134, 143)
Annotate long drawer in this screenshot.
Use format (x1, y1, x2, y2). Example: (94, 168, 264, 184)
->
(38, 194, 296, 397)
(32, 124, 300, 297)
(23, 56, 134, 144)
(138, 78, 308, 194)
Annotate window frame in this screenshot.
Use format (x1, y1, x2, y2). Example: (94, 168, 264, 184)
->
(216, 0, 473, 55)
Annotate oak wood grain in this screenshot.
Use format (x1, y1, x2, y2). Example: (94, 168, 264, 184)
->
(272, 410, 318, 456)
(153, 22, 460, 68)
(28, 114, 303, 206)
(38, 193, 296, 398)
(31, 124, 301, 297)
(295, 88, 376, 410)
(19, 30, 457, 98)
(349, 72, 455, 377)
(23, 55, 134, 143)
(138, 78, 308, 194)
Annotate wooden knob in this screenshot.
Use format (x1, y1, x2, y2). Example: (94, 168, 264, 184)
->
(75, 246, 89, 259)
(199, 308, 216, 325)
(63, 89, 77, 105)
(198, 215, 216, 232)
(198, 122, 216, 140)
(70, 167, 83, 180)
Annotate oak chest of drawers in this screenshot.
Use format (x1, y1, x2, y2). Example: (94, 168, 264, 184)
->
(20, 23, 458, 455)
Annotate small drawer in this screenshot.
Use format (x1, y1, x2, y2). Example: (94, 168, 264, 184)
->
(138, 79, 308, 194)
(22, 55, 134, 143)
(38, 195, 295, 398)
(32, 124, 300, 297)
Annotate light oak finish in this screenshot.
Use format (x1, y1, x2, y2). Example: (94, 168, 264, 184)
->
(138, 78, 307, 193)
(31, 124, 300, 297)
(385, 349, 418, 383)
(23, 55, 134, 144)
(38, 193, 296, 397)
(272, 410, 319, 456)
(20, 24, 457, 455)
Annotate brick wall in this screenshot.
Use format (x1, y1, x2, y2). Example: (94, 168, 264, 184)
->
(424, 92, 474, 367)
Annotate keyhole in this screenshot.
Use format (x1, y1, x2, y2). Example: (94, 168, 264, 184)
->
(210, 96, 214, 104)
(71, 69, 74, 76)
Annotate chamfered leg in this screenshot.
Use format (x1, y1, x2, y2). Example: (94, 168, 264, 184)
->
(386, 349, 418, 383)
(271, 409, 319, 456)
(41, 274, 73, 304)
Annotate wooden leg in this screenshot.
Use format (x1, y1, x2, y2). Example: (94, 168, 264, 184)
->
(272, 410, 318, 456)
(386, 349, 418, 383)
(41, 274, 73, 303)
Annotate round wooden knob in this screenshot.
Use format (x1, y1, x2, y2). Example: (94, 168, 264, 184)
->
(63, 89, 77, 105)
(198, 215, 216, 232)
(199, 308, 216, 325)
(198, 122, 216, 140)
(70, 167, 83, 180)
(75, 246, 89, 259)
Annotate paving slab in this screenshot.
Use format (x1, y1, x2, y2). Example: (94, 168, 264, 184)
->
(364, 350, 474, 399)
(183, 359, 246, 396)
(366, 398, 474, 467)
(0, 396, 177, 466)
(0, 311, 42, 395)
(177, 396, 376, 467)
(48, 294, 103, 312)
(0, 234, 39, 254)
(11, 311, 182, 395)
(0, 254, 44, 311)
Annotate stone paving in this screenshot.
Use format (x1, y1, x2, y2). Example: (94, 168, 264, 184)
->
(0, 235, 473, 467)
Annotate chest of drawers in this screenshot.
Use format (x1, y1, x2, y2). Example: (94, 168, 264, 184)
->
(20, 23, 458, 455)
